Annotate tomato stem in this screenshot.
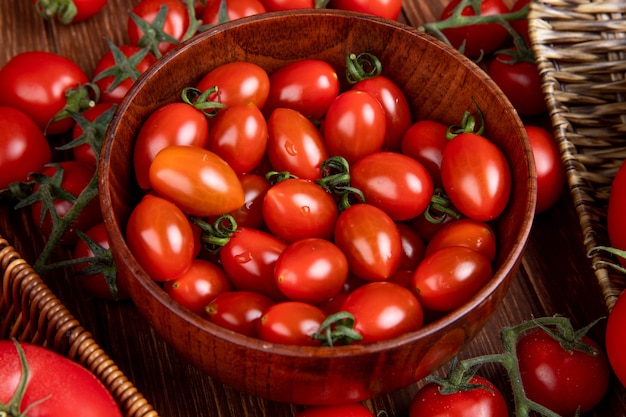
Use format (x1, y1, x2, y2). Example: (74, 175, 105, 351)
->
(181, 86, 227, 118)
(345, 52, 383, 84)
(312, 311, 362, 346)
(33, 0, 78, 24)
(191, 215, 238, 253)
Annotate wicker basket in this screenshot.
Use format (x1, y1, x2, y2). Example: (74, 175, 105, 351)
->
(528, 0, 626, 312)
(0, 235, 160, 417)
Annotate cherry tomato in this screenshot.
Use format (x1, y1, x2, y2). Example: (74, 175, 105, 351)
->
(525, 125, 564, 213)
(149, 145, 244, 217)
(263, 59, 340, 120)
(412, 246, 492, 312)
(329, 0, 402, 20)
(261, 0, 314, 11)
(425, 218, 497, 262)
(351, 151, 434, 221)
(340, 281, 423, 344)
(70, 102, 117, 167)
(127, 0, 190, 56)
(0, 340, 122, 417)
(205, 291, 275, 337)
(517, 328, 610, 416)
(323, 90, 387, 165)
(0, 107, 51, 190)
(266, 108, 329, 180)
(263, 178, 338, 243)
(274, 238, 348, 304)
(510, 0, 531, 45)
(32, 0, 109, 23)
(0, 51, 89, 134)
(440, 133, 511, 221)
(606, 290, 626, 387)
(201, 0, 267, 25)
(397, 222, 426, 270)
(223, 173, 270, 229)
(608, 160, 626, 267)
(257, 301, 326, 346)
(294, 403, 375, 417)
(126, 194, 196, 282)
(401, 119, 449, 187)
(409, 375, 508, 417)
(195, 61, 270, 109)
(334, 203, 402, 281)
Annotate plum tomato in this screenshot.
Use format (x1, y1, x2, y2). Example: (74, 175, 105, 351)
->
(294, 403, 375, 417)
(261, 0, 314, 11)
(201, 0, 267, 25)
(205, 290, 275, 337)
(606, 290, 626, 387)
(524, 125, 564, 213)
(257, 301, 326, 346)
(425, 218, 497, 262)
(608, 160, 626, 267)
(329, 0, 402, 20)
(400, 119, 449, 187)
(223, 173, 270, 229)
(397, 222, 426, 270)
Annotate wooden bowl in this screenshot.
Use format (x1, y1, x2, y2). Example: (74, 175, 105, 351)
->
(100, 9, 536, 405)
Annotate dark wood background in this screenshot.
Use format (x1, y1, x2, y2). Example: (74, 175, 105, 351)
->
(1, 0, 625, 416)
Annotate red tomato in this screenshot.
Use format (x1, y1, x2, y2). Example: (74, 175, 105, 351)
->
(525, 125, 564, 213)
(340, 281, 423, 344)
(219, 227, 287, 300)
(351, 151, 434, 221)
(257, 301, 326, 346)
(334, 203, 402, 281)
(224, 173, 270, 229)
(33, 0, 109, 23)
(261, 0, 314, 11)
(30, 161, 102, 245)
(148, 145, 244, 217)
(195, 61, 270, 110)
(440, 0, 510, 58)
(329, 0, 402, 20)
(127, 0, 190, 56)
(69, 102, 117, 166)
(409, 375, 508, 417)
(133, 102, 209, 189)
(263, 59, 340, 120)
(163, 259, 233, 315)
(0, 107, 51, 190)
(208, 102, 267, 174)
(266, 108, 329, 180)
(517, 328, 610, 416)
(205, 290, 275, 337)
(126, 194, 196, 282)
(0, 340, 122, 417)
(295, 403, 375, 417)
(0, 51, 90, 134)
(412, 246, 492, 312)
(93, 44, 157, 104)
(425, 218, 497, 262)
(323, 90, 387, 165)
(201, 0, 267, 25)
(608, 160, 626, 267)
(397, 222, 426, 270)
(606, 290, 626, 387)
(510, 0, 531, 45)
(401, 119, 449, 187)
(440, 133, 511, 221)
(274, 238, 348, 304)
(488, 50, 547, 117)
(263, 178, 339, 243)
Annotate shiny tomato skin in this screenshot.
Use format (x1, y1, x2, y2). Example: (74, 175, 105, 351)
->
(201, 0, 267, 25)
(608, 161, 626, 267)
(127, 0, 190, 55)
(224, 173, 270, 229)
(257, 301, 326, 346)
(261, 0, 314, 11)
(517, 328, 610, 416)
(606, 291, 626, 387)
(351, 76, 412, 151)
(323, 90, 387, 165)
(0, 51, 89, 134)
(0, 107, 51, 189)
(205, 290, 275, 337)
(274, 238, 348, 304)
(510, 0, 531, 45)
(409, 375, 508, 417)
(425, 218, 497, 262)
(266, 108, 329, 180)
(340, 281, 423, 344)
(133, 102, 209, 189)
(208, 102, 268, 174)
(195, 61, 270, 110)
(70, 102, 117, 167)
(33, 0, 109, 23)
(329, 0, 402, 20)
(412, 246, 492, 312)
(263, 59, 340, 120)
(295, 403, 375, 417)
(149, 145, 244, 217)
(525, 125, 564, 213)
(163, 259, 233, 315)
(334, 203, 402, 281)
(400, 119, 449, 187)
(126, 194, 195, 282)
(263, 178, 339, 243)
(351, 151, 434, 221)
(0, 341, 122, 417)
(219, 227, 287, 300)
(397, 222, 426, 270)
(440, 133, 511, 221)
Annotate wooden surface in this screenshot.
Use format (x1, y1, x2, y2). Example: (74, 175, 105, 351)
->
(1, 0, 625, 416)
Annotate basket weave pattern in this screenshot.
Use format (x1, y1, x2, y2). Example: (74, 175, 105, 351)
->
(0, 236, 160, 417)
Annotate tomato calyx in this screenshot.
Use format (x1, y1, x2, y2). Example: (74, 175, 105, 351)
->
(446, 102, 485, 139)
(317, 156, 365, 211)
(181, 86, 227, 118)
(588, 245, 626, 276)
(311, 311, 363, 346)
(56, 106, 117, 163)
(192, 215, 238, 252)
(33, 0, 78, 24)
(423, 188, 462, 224)
(47, 82, 100, 135)
(345, 52, 382, 84)
(129, 5, 180, 58)
(92, 39, 153, 92)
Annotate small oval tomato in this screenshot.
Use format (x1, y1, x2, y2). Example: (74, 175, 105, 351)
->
(412, 246, 492, 312)
(263, 59, 340, 120)
(351, 151, 434, 221)
(0, 107, 51, 190)
(266, 108, 329, 180)
(294, 403, 375, 417)
(261, 0, 314, 11)
(201, 0, 267, 25)
(606, 290, 626, 387)
(608, 160, 626, 267)
(0, 340, 123, 417)
(323, 90, 387, 165)
(517, 328, 610, 416)
(33, 0, 109, 23)
(329, 0, 402, 20)
(126, 194, 196, 282)
(127, 0, 190, 56)
(274, 238, 348, 304)
(257, 301, 326, 346)
(205, 290, 275, 337)
(149, 145, 244, 217)
(425, 218, 497, 262)
(69, 102, 117, 167)
(223, 173, 270, 229)
(397, 222, 426, 270)
(409, 375, 508, 417)
(340, 281, 423, 344)
(440, 133, 511, 221)
(525, 125, 564, 213)
(401, 119, 449, 187)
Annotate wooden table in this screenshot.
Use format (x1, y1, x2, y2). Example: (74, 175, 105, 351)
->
(1, 1, 625, 416)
